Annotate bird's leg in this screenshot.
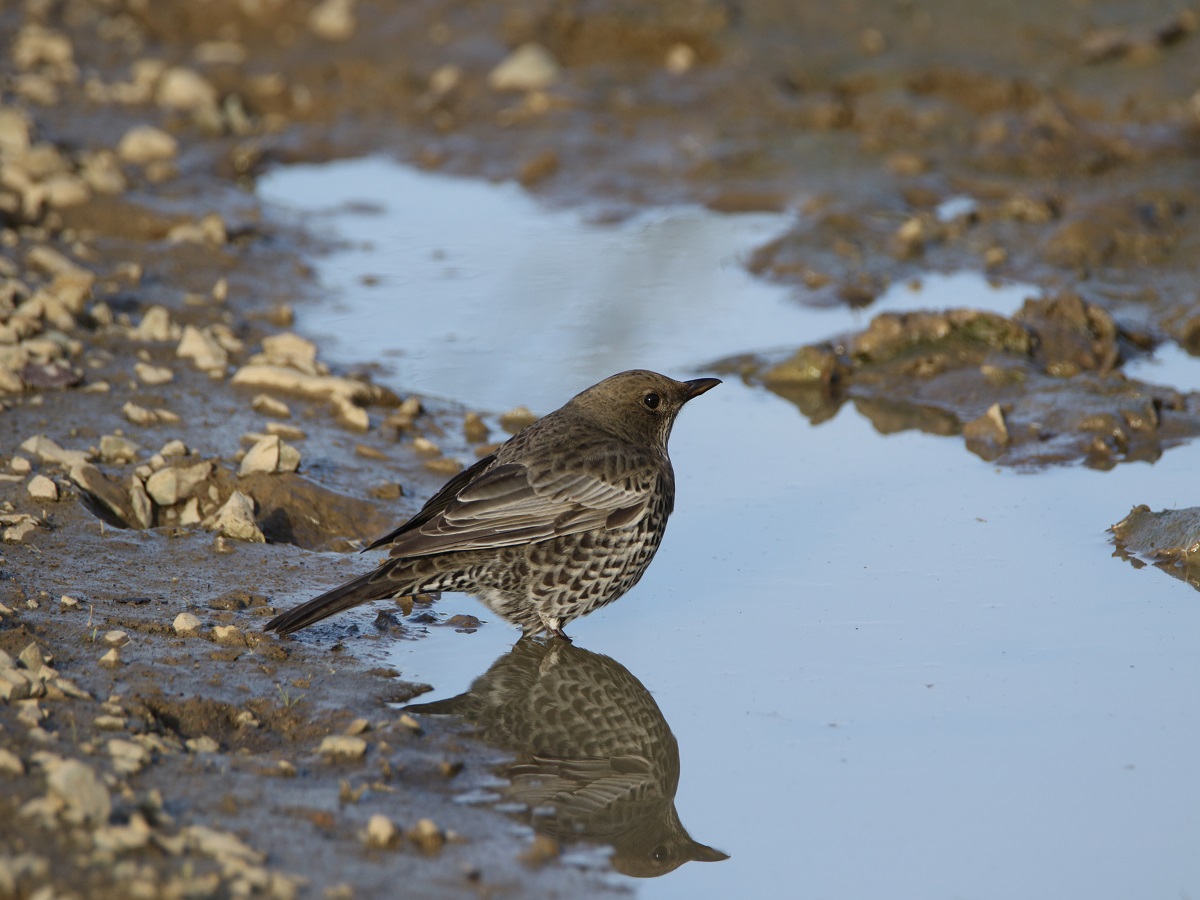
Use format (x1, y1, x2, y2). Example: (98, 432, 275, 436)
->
(550, 626, 572, 643)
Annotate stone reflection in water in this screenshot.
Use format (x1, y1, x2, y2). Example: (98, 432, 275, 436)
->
(407, 638, 728, 877)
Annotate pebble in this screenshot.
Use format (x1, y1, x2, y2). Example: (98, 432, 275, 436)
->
(2, 515, 40, 544)
(202, 491, 264, 542)
(309, 0, 357, 40)
(334, 395, 369, 432)
(10, 456, 32, 475)
(463, 412, 489, 443)
(26, 474, 58, 501)
(0, 746, 24, 776)
(317, 735, 367, 760)
(99, 434, 140, 462)
(488, 43, 560, 92)
(406, 818, 445, 853)
(239, 434, 300, 476)
(364, 813, 397, 848)
(173, 612, 202, 636)
(108, 738, 150, 775)
(123, 401, 180, 426)
(117, 125, 178, 164)
(156, 66, 218, 113)
(159, 439, 188, 457)
(99, 648, 122, 667)
(145, 460, 212, 506)
(499, 406, 538, 434)
(176, 324, 228, 372)
(45, 758, 111, 826)
(252, 394, 291, 418)
(134, 361, 174, 385)
(103, 630, 128, 647)
(231, 364, 371, 405)
(128, 474, 153, 528)
(20, 434, 90, 469)
(265, 422, 306, 440)
(60, 595, 79, 608)
(131, 305, 175, 342)
(93, 715, 126, 730)
(186, 735, 220, 753)
(212, 624, 246, 646)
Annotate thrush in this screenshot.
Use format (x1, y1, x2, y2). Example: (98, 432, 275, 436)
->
(265, 370, 720, 639)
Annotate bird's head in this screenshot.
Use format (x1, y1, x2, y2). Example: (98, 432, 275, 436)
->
(567, 370, 721, 448)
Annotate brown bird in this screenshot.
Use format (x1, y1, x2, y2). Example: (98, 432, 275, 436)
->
(265, 370, 720, 639)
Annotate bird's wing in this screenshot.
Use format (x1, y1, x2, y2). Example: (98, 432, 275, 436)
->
(379, 450, 658, 559)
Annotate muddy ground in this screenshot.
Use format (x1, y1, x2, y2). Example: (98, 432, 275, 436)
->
(1, 0, 1199, 897)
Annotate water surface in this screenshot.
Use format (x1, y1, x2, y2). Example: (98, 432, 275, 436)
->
(260, 159, 1200, 900)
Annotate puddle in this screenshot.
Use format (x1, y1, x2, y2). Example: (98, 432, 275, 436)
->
(260, 159, 1200, 898)
(1125, 340, 1200, 394)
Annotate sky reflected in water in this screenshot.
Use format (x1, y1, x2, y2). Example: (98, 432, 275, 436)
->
(260, 159, 1200, 900)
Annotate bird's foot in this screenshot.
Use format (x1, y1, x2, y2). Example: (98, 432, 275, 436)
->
(550, 627, 572, 643)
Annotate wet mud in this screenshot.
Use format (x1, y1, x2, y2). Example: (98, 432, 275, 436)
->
(1, 0, 1198, 896)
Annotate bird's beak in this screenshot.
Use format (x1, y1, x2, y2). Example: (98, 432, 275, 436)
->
(682, 377, 722, 400)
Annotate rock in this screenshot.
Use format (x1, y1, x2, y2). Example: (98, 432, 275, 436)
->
(167, 214, 228, 246)
(145, 461, 212, 506)
(103, 630, 128, 647)
(186, 736, 220, 753)
(499, 406, 538, 434)
(179, 496, 201, 526)
(1, 515, 40, 543)
(26, 474, 57, 501)
(60, 595, 79, 608)
(231, 364, 372, 404)
(159, 439, 188, 457)
(45, 759, 110, 826)
(9, 457, 32, 475)
(463, 412, 489, 443)
(308, 0, 356, 41)
(0, 106, 32, 157)
(0, 746, 24, 776)
(173, 612, 202, 636)
(364, 813, 396, 848)
(42, 173, 90, 208)
(69, 463, 136, 525)
(128, 474, 153, 528)
(265, 422, 306, 440)
(131, 306, 174, 342)
(177, 325, 228, 371)
(239, 435, 300, 476)
(333, 395, 369, 432)
(99, 648, 122, 667)
(99, 434, 140, 462)
(212, 625, 246, 646)
(117, 125, 178, 164)
(134, 361, 174, 385)
(317, 735, 367, 760)
(108, 738, 150, 775)
(122, 401, 180, 426)
(156, 67, 218, 113)
(251, 394, 290, 418)
(488, 43, 559, 92)
(406, 818, 445, 853)
(963, 403, 1011, 461)
(202, 491, 264, 542)
(20, 434, 89, 469)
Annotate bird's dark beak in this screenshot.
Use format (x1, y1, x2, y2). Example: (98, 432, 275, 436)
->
(682, 377, 721, 401)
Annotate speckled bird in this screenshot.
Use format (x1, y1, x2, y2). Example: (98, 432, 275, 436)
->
(264, 370, 720, 639)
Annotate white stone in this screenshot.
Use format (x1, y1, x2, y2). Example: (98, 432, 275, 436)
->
(45, 759, 110, 826)
(117, 125, 178, 164)
(172, 612, 202, 636)
(365, 813, 396, 848)
(26, 474, 57, 501)
(308, 0, 356, 41)
(318, 735, 367, 760)
(202, 491, 263, 542)
(19, 435, 89, 469)
(134, 361, 174, 385)
(231, 364, 371, 404)
(177, 325, 228, 371)
(156, 67, 217, 113)
(488, 43, 560, 92)
(131, 306, 174, 342)
(145, 461, 212, 506)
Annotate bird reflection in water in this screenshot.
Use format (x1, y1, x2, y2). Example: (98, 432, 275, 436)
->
(407, 638, 728, 877)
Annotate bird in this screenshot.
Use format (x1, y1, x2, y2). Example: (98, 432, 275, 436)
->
(407, 637, 729, 876)
(264, 369, 720, 639)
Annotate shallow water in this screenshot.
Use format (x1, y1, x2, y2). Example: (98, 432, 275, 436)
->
(260, 159, 1200, 899)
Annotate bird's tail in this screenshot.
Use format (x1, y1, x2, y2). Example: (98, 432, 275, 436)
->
(264, 566, 399, 636)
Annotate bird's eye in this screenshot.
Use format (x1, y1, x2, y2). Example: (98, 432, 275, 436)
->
(643, 392, 661, 410)
(652, 845, 668, 862)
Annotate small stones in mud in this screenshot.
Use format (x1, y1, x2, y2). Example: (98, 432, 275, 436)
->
(318, 735, 367, 760)
(156, 67, 218, 116)
(186, 736, 220, 754)
(488, 43, 560, 93)
(21, 434, 90, 469)
(364, 813, 398, 849)
(99, 434, 140, 463)
(1, 514, 41, 543)
(131, 306, 177, 342)
(203, 491, 264, 542)
(108, 737, 151, 775)
(173, 612, 202, 636)
(240, 435, 301, 476)
(26, 474, 58, 501)
(0, 747, 24, 776)
(10, 456, 32, 475)
(145, 460, 212, 506)
(103, 630, 129, 647)
(252, 394, 291, 418)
